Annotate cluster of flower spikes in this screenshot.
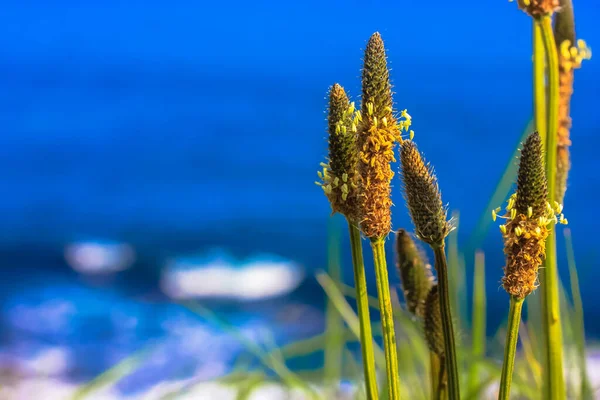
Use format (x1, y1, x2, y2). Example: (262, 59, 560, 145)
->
(493, 132, 567, 299)
(556, 39, 592, 203)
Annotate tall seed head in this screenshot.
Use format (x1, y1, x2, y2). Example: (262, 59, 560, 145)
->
(514, 132, 548, 218)
(553, 7, 591, 204)
(317, 84, 360, 221)
(395, 229, 434, 317)
(399, 140, 450, 247)
(356, 32, 400, 238)
(423, 284, 444, 356)
(497, 132, 567, 299)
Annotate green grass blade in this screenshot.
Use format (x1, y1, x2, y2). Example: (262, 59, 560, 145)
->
(468, 250, 486, 393)
(182, 302, 320, 399)
(324, 218, 345, 389)
(565, 228, 593, 399)
(315, 271, 386, 369)
(71, 344, 155, 400)
(519, 321, 542, 391)
(469, 119, 533, 248)
(344, 349, 367, 400)
(447, 212, 467, 350)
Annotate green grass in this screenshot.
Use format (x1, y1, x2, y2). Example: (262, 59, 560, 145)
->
(70, 221, 591, 399)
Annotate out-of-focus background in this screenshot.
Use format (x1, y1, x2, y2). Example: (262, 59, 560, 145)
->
(0, 0, 599, 398)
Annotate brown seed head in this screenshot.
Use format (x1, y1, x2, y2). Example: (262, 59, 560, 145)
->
(395, 229, 434, 317)
(356, 32, 400, 238)
(317, 84, 360, 221)
(515, 0, 559, 18)
(501, 215, 549, 298)
(423, 284, 444, 356)
(399, 140, 450, 247)
(497, 132, 567, 298)
(515, 132, 548, 218)
(554, 0, 576, 47)
(555, 38, 591, 204)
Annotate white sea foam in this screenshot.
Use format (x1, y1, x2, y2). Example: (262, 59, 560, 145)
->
(65, 240, 135, 274)
(160, 250, 304, 301)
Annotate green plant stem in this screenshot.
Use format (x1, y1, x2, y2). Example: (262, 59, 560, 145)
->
(533, 20, 547, 144)
(438, 357, 448, 400)
(498, 296, 524, 400)
(348, 220, 379, 400)
(370, 237, 401, 400)
(538, 14, 565, 400)
(468, 251, 486, 393)
(431, 353, 447, 400)
(430, 352, 440, 400)
(432, 245, 460, 400)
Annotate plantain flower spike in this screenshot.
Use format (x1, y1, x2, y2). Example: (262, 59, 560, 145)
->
(316, 84, 360, 222)
(553, 0, 592, 204)
(356, 32, 401, 238)
(399, 140, 451, 247)
(423, 285, 444, 356)
(496, 132, 567, 299)
(512, 0, 559, 18)
(395, 229, 434, 317)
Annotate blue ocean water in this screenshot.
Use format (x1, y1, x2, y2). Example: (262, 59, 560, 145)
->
(0, 0, 599, 394)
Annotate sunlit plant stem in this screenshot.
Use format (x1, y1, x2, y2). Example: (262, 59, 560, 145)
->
(347, 220, 379, 400)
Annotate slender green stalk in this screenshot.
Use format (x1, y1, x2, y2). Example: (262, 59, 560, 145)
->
(430, 352, 441, 400)
(533, 21, 547, 144)
(538, 15, 565, 400)
(498, 296, 525, 400)
(431, 353, 447, 400)
(348, 220, 379, 400)
(438, 358, 447, 400)
(565, 229, 593, 399)
(315, 272, 387, 368)
(468, 251, 486, 393)
(370, 238, 401, 400)
(432, 245, 460, 400)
